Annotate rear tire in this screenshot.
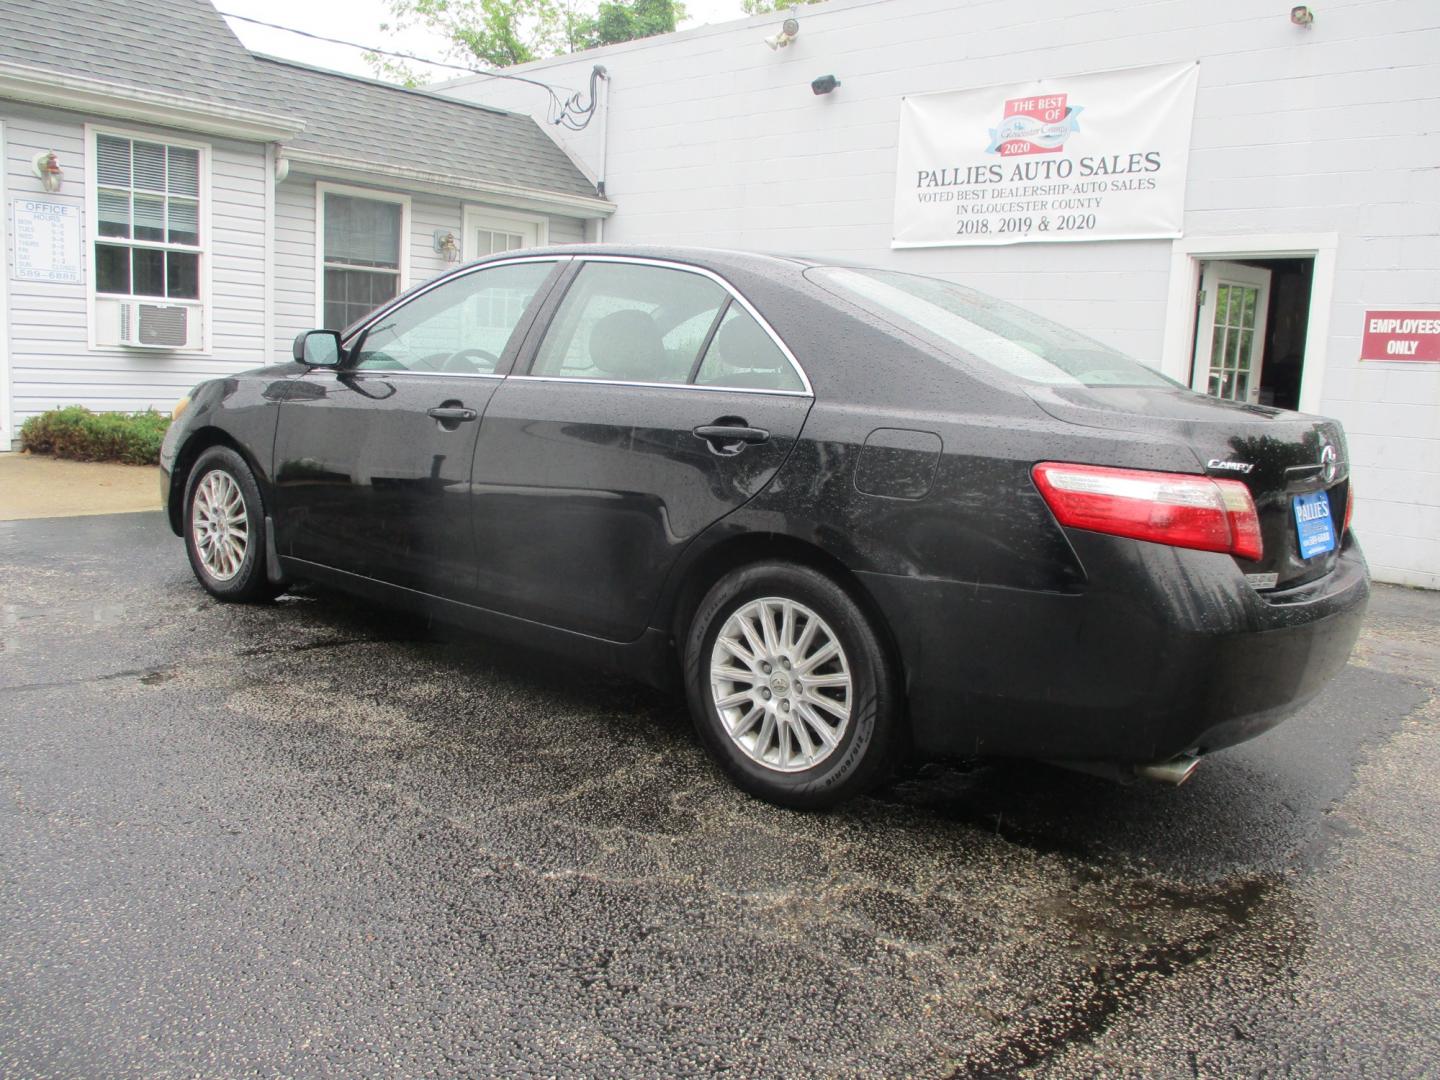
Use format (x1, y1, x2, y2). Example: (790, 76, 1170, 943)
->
(182, 446, 281, 603)
(684, 561, 900, 809)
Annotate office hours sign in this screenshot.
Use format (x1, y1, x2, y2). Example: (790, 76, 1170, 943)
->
(892, 62, 1200, 248)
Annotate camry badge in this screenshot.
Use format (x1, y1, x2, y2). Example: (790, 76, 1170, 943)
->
(1207, 459, 1255, 474)
(1320, 443, 1339, 484)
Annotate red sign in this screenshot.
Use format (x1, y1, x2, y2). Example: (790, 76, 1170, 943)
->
(992, 94, 1075, 156)
(1361, 310, 1440, 362)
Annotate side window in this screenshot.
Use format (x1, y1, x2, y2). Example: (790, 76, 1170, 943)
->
(531, 263, 727, 384)
(695, 305, 805, 391)
(353, 261, 553, 373)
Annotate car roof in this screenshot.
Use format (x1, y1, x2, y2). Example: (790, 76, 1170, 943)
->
(461, 244, 827, 276)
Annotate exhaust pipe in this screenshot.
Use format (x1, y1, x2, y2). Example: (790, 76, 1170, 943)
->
(1134, 755, 1202, 786)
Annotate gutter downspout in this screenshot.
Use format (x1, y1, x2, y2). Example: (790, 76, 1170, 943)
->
(595, 67, 610, 242)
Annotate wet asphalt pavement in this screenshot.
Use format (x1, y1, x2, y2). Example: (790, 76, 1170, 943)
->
(2, 512, 1438, 1078)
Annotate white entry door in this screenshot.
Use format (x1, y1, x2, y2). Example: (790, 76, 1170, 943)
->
(1191, 261, 1272, 403)
(463, 207, 545, 260)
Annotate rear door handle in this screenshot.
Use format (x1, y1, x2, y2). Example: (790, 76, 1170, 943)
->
(693, 424, 770, 446)
(427, 406, 478, 423)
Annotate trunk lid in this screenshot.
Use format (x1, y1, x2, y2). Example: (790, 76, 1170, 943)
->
(1028, 385, 1352, 591)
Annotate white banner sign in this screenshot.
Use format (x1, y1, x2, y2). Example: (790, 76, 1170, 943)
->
(892, 62, 1200, 248)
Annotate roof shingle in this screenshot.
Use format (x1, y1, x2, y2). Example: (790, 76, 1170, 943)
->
(0, 0, 599, 201)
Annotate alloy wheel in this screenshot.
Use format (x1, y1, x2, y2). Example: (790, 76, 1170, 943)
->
(191, 469, 249, 582)
(709, 597, 852, 773)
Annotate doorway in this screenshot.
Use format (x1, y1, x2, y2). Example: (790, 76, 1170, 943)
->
(462, 206, 547, 260)
(1160, 234, 1337, 416)
(1191, 257, 1313, 410)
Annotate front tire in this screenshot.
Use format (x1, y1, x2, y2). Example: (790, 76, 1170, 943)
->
(182, 446, 279, 602)
(684, 561, 901, 809)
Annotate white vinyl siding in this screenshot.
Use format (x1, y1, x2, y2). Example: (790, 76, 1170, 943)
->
(274, 173, 589, 355)
(2, 103, 266, 428)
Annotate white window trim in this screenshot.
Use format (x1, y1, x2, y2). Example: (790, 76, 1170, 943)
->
(314, 181, 412, 329)
(462, 204, 548, 261)
(84, 122, 213, 354)
(1161, 233, 1339, 415)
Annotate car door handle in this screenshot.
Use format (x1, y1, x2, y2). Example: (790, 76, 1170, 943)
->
(693, 423, 770, 446)
(427, 406, 478, 422)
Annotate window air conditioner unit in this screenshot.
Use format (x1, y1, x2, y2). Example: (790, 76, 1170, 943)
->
(118, 302, 200, 349)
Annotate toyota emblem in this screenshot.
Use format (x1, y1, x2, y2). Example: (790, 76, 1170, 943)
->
(1320, 443, 1338, 485)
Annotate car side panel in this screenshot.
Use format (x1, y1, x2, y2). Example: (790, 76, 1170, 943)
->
(159, 364, 304, 533)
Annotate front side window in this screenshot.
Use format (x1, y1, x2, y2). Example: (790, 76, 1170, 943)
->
(94, 133, 202, 301)
(323, 193, 404, 331)
(353, 261, 554, 374)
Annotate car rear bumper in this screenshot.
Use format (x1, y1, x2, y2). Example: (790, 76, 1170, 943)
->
(857, 532, 1369, 765)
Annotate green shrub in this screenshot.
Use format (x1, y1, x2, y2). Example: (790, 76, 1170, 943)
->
(20, 406, 170, 465)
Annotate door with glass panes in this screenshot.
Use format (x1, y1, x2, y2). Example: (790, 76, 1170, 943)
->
(464, 208, 543, 260)
(1191, 261, 1272, 404)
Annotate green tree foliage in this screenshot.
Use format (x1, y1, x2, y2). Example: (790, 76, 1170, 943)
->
(574, 0, 684, 49)
(374, 0, 684, 82)
(741, 0, 824, 14)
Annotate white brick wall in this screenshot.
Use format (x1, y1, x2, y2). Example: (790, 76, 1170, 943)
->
(442, 0, 1440, 587)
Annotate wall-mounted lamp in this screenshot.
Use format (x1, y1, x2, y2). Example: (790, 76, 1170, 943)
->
(811, 74, 841, 96)
(1290, 5, 1314, 25)
(31, 150, 63, 193)
(764, 17, 799, 49)
(433, 229, 462, 262)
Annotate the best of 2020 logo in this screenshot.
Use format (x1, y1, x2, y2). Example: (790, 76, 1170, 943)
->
(985, 94, 1083, 156)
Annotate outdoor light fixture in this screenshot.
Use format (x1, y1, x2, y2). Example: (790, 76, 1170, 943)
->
(1290, 5, 1315, 25)
(433, 229, 461, 262)
(764, 17, 799, 49)
(811, 74, 841, 95)
(31, 150, 63, 192)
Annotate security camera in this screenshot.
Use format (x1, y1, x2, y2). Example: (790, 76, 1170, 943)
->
(810, 74, 840, 95)
(764, 17, 800, 49)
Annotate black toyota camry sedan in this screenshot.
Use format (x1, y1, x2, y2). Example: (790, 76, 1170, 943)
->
(161, 246, 1368, 807)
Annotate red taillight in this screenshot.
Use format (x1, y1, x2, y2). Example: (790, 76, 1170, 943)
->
(1032, 462, 1264, 562)
(1343, 479, 1354, 536)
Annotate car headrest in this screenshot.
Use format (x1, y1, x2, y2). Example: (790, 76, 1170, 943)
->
(715, 312, 780, 372)
(588, 309, 666, 381)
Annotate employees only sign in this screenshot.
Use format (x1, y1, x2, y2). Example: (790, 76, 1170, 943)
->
(1360, 311, 1440, 362)
(893, 62, 1200, 248)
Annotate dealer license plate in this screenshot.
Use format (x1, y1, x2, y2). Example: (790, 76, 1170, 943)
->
(1293, 490, 1336, 560)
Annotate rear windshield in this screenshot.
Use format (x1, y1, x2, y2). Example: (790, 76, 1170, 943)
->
(809, 266, 1177, 389)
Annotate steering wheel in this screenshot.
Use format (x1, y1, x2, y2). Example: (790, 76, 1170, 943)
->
(443, 348, 501, 374)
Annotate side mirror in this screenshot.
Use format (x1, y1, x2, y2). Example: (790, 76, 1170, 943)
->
(293, 329, 343, 367)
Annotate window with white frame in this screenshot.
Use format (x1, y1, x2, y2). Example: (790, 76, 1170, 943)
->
(321, 191, 405, 330)
(94, 133, 203, 302)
